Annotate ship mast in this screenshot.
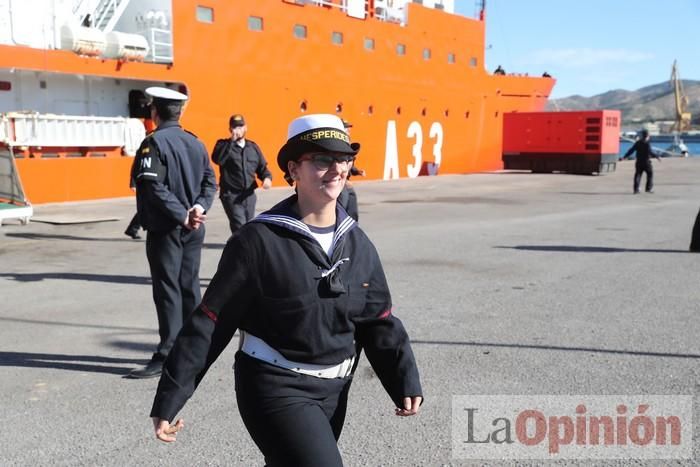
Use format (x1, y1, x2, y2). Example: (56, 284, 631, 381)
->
(476, 0, 486, 20)
(670, 60, 691, 132)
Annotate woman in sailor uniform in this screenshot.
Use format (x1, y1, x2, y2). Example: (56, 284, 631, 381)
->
(149, 114, 423, 466)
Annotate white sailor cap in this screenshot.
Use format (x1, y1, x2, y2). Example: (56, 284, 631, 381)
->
(286, 114, 345, 139)
(145, 86, 188, 101)
(277, 114, 358, 176)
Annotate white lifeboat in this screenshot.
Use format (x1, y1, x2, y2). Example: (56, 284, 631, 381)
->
(104, 31, 149, 61)
(59, 25, 107, 57)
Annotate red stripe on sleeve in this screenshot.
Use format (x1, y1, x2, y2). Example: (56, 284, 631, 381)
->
(201, 304, 218, 322)
(378, 308, 392, 319)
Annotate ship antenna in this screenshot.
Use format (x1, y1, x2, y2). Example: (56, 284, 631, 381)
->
(478, 0, 486, 21)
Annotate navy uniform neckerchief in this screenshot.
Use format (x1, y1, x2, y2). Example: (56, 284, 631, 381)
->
(252, 194, 357, 295)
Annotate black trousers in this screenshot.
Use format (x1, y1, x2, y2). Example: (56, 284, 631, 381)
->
(337, 186, 359, 221)
(221, 191, 256, 235)
(125, 213, 141, 235)
(690, 207, 700, 252)
(633, 162, 653, 193)
(234, 352, 352, 467)
(146, 226, 205, 359)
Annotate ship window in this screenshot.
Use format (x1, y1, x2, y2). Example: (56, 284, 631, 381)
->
(396, 43, 406, 56)
(300, 100, 308, 112)
(465, 111, 470, 119)
(368, 105, 374, 115)
(396, 106, 401, 115)
(336, 103, 343, 113)
(444, 109, 449, 117)
(248, 16, 263, 31)
(448, 53, 456, 64)
(421, 108, 427, 117)
(0, 81, 11, 91)
(39, 80, 47, 89)
(332, 31, 343, 45)
(469, 57, 477, 67)
(364, 38, 375, 50)
(294, 24, 307, 39)
(423, 48, 431, 60)
(196, 6, 214, 23)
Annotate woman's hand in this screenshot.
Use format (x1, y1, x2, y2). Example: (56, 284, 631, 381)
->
(152, 417, 185, 442)
(395, 396, 422, 417)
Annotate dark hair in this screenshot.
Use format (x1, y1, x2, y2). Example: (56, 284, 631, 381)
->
(151, 99, 183, 121)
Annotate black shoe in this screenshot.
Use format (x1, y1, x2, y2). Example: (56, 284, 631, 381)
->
(124, 230, 141, 239)
(633, 190, 640, 194)
(646, 190, 654, 194)
(127, 359, 163, 379)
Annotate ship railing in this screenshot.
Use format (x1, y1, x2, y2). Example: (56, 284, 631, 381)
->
(372, 0, 406, 24)
(0, 113, 146, 157)
(145, 27, 173, 63)
(284, 0, 405, 23)
(307, 0, 347, 10)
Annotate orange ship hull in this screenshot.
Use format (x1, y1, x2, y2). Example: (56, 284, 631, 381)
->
(0, 0, 554, 204)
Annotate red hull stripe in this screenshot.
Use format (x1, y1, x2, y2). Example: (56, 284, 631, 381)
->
(201, 304, 217, 322)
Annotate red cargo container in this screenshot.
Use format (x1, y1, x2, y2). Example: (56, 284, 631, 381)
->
(502, 110, 621, 174)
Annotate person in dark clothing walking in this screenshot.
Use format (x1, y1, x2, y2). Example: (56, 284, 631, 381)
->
(128, 87, 217, 379)
(149, 114, 422, 466)
(622, 129, 661, 194)
(211, 114, 272, 235)
(337, 119, 365, 221)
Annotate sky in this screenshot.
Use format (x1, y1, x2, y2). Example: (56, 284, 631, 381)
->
(453, 0, 700, 99)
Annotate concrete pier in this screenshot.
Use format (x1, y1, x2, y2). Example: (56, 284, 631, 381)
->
(1, 158, 698, 465)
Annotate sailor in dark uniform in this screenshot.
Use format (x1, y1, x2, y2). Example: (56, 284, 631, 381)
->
(149, 114, 423, 466)
(622, 129, 660, 194)
(337, 119, 365, 221)
(128, 87, 217, 379)
(211, 114, 272, 236)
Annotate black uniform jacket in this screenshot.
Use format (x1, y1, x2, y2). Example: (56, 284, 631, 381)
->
(134, 120, 217, 232)
(211, 138, 272, 194)
(624, 140, 658, 166)
(151, 195, 423, 421)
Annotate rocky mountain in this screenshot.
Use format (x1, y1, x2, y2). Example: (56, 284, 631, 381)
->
(546, 80, 700, 125)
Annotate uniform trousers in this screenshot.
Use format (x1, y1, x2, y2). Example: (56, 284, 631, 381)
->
(146, 225, 205, 360)
(221, 191, 257, 235)
(690, 207, 700, 252)
(634, 162, 653, 193)
(125, 213, 141, 235)
(234, 351, 353, 467)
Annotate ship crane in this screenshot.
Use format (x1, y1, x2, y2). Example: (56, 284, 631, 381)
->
(670, 60, 691, 132)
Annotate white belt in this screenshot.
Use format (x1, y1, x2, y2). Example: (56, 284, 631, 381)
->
(239, 331, 355, 379)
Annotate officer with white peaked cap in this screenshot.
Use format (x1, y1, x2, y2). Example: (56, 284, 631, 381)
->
(145, 86, 189, 101)
(128, 86, 217, 379)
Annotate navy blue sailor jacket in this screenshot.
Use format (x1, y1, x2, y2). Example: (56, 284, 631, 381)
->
(151, 195, 423, 421)
(134, 120, 217, 233)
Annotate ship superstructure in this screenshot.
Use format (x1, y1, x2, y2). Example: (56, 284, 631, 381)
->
(0, 0, 554, 203)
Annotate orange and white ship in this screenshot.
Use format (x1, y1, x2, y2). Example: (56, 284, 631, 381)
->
(0, 0, 555, 205)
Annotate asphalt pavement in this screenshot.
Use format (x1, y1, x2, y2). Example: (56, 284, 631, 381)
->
(1, 158, 698, 466)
